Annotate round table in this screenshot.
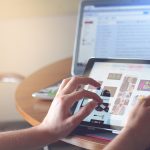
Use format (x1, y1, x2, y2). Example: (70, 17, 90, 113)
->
(15, 57, 108, 150)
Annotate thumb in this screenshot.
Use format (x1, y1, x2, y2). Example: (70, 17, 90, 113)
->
(69, 101, 99, 128)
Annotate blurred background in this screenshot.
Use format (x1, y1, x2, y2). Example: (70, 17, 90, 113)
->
(0, 0, 79, 76)
(0, 1, 85, 149)
(0, 0, 79, 122)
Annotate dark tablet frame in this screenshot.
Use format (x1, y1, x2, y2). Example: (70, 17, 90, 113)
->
(73, 58, 150, 133)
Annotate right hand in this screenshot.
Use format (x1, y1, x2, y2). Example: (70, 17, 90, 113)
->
(124, 96, 150, 149)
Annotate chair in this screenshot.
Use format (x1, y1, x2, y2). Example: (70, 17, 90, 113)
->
(0, 72, 25, 83)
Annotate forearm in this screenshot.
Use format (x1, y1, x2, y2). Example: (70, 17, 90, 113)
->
(104, 128, 148, 150)
(0, 125, 54, 150)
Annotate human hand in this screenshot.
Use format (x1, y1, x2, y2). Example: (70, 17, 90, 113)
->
(123, 96, 150, 149)
(39, 76, 102, 143)
(104, 96, 150, 150)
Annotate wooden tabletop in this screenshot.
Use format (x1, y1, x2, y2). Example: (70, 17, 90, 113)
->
(15, 57, 109, 150)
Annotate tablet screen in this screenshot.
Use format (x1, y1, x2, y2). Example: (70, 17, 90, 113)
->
(74, 59, 150, 132)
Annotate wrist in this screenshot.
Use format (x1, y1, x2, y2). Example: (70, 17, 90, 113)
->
(105, 127, 149, 150)
(35, 123, 58, 144)
(121, 127, 149, 150)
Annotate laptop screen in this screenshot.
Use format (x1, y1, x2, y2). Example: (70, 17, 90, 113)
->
(72, 0, 150, 75)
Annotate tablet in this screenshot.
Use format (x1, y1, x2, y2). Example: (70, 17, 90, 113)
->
(73, 58, 150, 134)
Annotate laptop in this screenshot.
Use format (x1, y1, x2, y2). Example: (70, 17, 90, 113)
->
(32, 0, 150, 100)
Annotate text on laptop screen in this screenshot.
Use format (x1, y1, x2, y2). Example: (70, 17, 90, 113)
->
(77, 4, 150, 69)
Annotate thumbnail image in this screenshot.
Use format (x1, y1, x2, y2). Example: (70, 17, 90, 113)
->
(111, 76, 137, 116)
(120, 77, 137, 93)
(108, 73, 122, 80)
(137, 80, 150, 91)
(101, 86, 117, 97)
(95, 103, 109, 112)
(111, 98, 128, 115)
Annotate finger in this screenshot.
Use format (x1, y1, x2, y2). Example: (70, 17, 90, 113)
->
(57, 78, 71, 94)
(67, 101, 97, 128)
(136, 96, 145, 105)
(62, 76, 100, 94)
(142, 96, 150, 106)
(65, 89, 102, 106)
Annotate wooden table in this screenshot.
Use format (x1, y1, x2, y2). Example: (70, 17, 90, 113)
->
(15, 57, 109, 150)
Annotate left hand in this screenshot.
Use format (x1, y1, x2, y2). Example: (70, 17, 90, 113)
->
(40, 76, 102, 142)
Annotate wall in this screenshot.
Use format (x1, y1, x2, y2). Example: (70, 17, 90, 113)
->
(0, 15, 77, 76)
(0, 0, 80, 121)
(0, 0, 80, 76)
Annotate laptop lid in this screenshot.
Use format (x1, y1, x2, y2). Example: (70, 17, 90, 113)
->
(72, 0, 150, 76)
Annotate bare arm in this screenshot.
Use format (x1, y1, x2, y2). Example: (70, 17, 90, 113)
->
(104, 96, 150, 150)
(0, 76, 102, 150)
(0, 126, 50, 150)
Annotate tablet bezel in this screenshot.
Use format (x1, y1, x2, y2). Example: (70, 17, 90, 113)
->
(74, 58, 150, 133)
